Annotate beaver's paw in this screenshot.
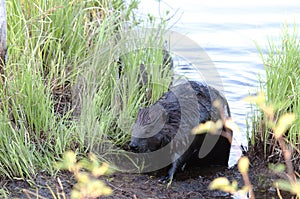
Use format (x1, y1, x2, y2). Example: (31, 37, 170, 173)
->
(158, 174, 173, 185)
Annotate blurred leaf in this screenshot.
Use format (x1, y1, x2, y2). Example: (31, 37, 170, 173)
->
(243, 93, 274, 118)
(275, 179, 300, 196)
(225, 118, 240, 133)
(88, 179, 113, 197)
(70, 190, 81, 199)
(92, 162, 110, 177)
(274, 180, 293, 192)
(78, 158, 93, 171)
(102, 186, 113, 196)
(72, 178, 113, 199)
(292, 181, 300, 197)
(76, 172, 90, 183)
(260, 105, 274, 119)
(238, 157, 249, 174)
(274, 113, 295, 139)
(89, 153, 99, 166)
(56, 151, 77, 170)
(209, 177, 236, 193)
(243, 92, 265, 105)
(268, 163, 286, 173)
(291, 180, 300, 196)
(209, 177, 230, 188)
(241, 185, 250, 192)
(192, 120, 223, 135)
(232, 180, 239, 190)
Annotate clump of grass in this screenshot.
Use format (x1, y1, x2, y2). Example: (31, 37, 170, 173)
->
(0, 188, 9, 199)
(209, 92, 299, 198)
(76, 20, 172, 151)
(0, 0, 172, 182)
(1, 0, 87, 179)
(251, 24, 300, 171)
(246, 93, 300, 198)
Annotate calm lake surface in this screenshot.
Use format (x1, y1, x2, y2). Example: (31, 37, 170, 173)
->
(137, 0, 300, 166)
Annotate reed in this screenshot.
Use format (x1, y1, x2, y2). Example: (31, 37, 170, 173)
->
(251, 24, 300, 170)
(0, 0, 171, 180)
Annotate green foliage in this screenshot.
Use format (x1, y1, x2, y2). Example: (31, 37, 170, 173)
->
(254, 24, 300, 149)
(77, 21, 172, 150)
(245, 93, 296, 138)
(0, 188, 9, 199)
(0, 0, 171, 181)
(268, 163, 286, 173)
(247, 93, 298, 197)
(270, 163, 300, 197)
(249, 25, 300, 197)
(211, 92, 298, 198)
(1, 0, 84, 179)
(274, 180, 300, 197)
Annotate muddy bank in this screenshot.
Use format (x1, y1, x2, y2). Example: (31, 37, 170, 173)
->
(3, 155, 293, 199)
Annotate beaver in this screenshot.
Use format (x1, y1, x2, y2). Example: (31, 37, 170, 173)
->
(129, 81, 232, 182)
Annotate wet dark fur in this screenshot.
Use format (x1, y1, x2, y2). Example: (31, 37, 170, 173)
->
(130, 81, 232, 182)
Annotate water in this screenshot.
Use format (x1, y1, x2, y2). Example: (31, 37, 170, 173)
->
(135, 0, 300, 166)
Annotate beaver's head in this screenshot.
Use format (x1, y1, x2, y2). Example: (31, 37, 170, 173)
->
(129, 103, 169, 153)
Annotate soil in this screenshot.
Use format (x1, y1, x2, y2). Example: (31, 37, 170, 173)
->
(2, 152, 293, 199)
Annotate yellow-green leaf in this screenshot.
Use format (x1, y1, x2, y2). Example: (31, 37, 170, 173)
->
(209, 177, 236, 193)
(192, 120, 223, 135)
(291, 181, 300, 196)
(225, 118, 240, 133)
(243, 92, 265, 105)
(76, 172, 90, 183)
(260, 105, 274, 118)
(274, 180, 293, 192)
(56, 151, 77, 171)
(274, 113, 295, 139)
(92, 162, 110, 177)
(238, 157, 249, 174)
(268, 163, 286, 173)
(71, 190, 81, 199)
(209, 177, 230, 189)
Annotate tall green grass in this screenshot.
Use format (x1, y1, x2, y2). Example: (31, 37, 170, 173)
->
(0, 0, 171, 180)
(251, 25, 300, 164)
(79, 26, 172, 150)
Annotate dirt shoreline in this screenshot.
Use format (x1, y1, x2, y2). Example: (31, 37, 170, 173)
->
(3, 153, 293, 199)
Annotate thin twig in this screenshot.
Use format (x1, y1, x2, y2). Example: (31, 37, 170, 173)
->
(57, 177, 67, 199)
(275, 185, 283, 199)
(277, 136, 296, 182)
(241, 172, 255, 199)
(23, 189, 48, 199)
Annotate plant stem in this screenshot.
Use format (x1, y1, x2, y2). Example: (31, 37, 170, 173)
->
(241, 172, 255, 199)
(277, 136, 296, 182)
